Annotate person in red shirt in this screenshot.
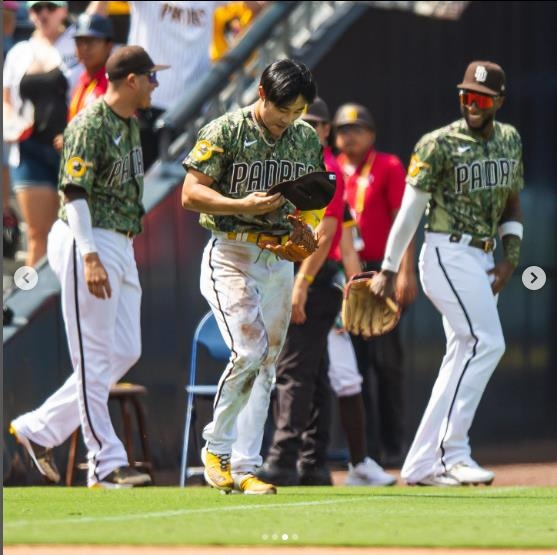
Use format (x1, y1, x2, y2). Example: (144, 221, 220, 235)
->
(334, 103, 418, 467)
(68, 14, 114, 121)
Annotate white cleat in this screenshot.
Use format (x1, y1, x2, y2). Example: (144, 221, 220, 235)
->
(345, 457, 396, 486)
(448, 462, 495, 485)
(409, 472, 461, 487)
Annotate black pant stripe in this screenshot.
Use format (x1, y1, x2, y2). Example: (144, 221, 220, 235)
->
(72, 240, 103, 481)
(435, 247, 478, 472)
(207, 237, 238, 410)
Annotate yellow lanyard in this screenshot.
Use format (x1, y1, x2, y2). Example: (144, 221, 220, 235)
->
(354, 151, 376, 215)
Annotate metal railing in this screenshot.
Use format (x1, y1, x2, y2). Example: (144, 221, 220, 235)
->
(155, 1, 365, 165)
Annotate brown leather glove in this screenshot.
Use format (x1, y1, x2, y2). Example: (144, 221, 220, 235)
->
(262, 215, 318, 262)
(341, 271, 400, 337)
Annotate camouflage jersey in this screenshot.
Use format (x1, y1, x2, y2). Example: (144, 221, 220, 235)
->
(407, 118, 523, 239)
(58, 98, 145, 236)
(183, 106, 324, 233)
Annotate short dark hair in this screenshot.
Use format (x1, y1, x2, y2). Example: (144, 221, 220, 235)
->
(259, 59, 317, 108)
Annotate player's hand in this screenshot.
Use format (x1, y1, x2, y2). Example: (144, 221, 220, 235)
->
(291, 278, 309, 324)
(53, 134, 63, 152)
(240, 192, 285, 215)
(395, 269, 418, 307)
(83, 253, 112, 299)
(487, 260, 515, 295)
(369, 270, 397, 300)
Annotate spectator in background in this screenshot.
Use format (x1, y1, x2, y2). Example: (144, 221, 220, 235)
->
(68, 13, 114, 120)
(3, 1, 76, 267)
(210, 1, 267, 62)
(334, 103, 418, 467)
(3, 0, 21, 261)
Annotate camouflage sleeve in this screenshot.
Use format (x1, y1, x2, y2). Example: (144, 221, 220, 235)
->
(58, 117, 100, 196)
(406, 133, 443, 193)
(511, 128, 524, 193)
(308, 130, 325, 172)
(182, 116, 231, 183)
(502, 235, 521, 267)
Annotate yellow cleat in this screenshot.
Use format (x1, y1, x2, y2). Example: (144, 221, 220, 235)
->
(235, 473, 277, 495)
(201, 447, 233, 491)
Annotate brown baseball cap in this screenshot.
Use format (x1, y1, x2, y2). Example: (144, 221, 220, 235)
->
(106, 45, 170, 81)
(457, 60, 506, 96)
(333, 103, 375, 130)
(302, 97, 330, 123)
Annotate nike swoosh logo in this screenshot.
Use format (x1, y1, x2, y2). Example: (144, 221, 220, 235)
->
(244, 139, 258, 147)
(457, 146, 471, 154)
(114, 135, 123, 146)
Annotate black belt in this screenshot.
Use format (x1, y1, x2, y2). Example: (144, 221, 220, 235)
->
(449, 233, 495, 253)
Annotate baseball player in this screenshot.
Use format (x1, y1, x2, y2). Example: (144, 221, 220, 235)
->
(182, 59, 323, 494)
(9, 46, 169, 488)
(334, 103, 418, 467)
(371, 61, 524, 485)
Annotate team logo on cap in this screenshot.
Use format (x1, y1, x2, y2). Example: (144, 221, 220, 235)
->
(65, 156, 91, 178)
(345, 106, 359, 122)
(474, 65, 488, 83)
(191, 140, 224, 162)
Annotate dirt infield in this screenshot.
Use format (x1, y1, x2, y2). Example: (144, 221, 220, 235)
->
(5, 462, 557, 555)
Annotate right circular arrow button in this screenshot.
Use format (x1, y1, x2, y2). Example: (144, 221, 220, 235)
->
(522, 266, 546, 291)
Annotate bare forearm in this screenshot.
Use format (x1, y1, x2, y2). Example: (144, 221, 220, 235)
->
(182, 182, 244, 215)
(339, 226, 362, 278)
(297, 217, 336, 280)
(398, 236, 416, 275)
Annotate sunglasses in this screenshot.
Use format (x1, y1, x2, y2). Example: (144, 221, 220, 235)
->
(459, 90, 498, 109)
(30, 3, 60, 13)
(306, 120, 325, 129)
(142, 71, 158, 85)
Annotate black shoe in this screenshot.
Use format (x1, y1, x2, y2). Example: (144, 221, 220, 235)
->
(9, 423, 60, 483)
(255, 462, 299, 486)
(93, 465, 152, 488)
(381, 451, 404, 469)
(298, 465, 332, 486)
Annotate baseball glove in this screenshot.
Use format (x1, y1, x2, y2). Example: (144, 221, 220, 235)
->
(262, 214, 318, 262)
(341, 271, 400, 337)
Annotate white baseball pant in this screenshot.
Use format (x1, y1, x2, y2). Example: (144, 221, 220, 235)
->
(401, 232, 505, 483)
(200, 234, 293, 475)
(327, 329, 363, 397)
(11, 220, 142, 486)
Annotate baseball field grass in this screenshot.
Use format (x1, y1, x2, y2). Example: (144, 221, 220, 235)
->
(4, 486, 557, 548)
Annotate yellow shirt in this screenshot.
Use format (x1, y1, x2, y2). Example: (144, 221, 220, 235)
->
(211, 2, 254, 61)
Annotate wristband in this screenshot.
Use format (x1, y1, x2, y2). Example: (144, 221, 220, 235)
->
(498, 221, 523, 240)
(297, 272, 314, 284)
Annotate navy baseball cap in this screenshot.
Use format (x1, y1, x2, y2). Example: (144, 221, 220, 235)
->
(302, 97, 331, 123)
(333, 103, 375, 130)
(73, 14, 114, 40)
